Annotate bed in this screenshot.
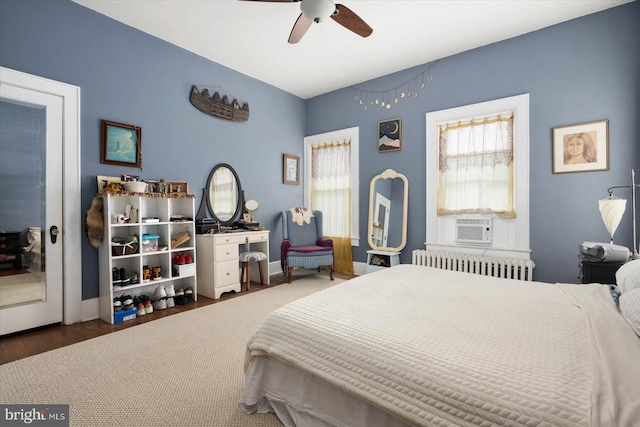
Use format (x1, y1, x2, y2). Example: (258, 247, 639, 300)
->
(239, 263, 640, 426)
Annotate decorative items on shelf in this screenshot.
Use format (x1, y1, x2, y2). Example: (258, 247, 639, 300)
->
(351, 60, 438, 111)
(190, 85, 249, 122)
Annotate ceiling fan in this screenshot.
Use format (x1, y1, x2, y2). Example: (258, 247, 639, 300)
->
(244, 0, 373, 44)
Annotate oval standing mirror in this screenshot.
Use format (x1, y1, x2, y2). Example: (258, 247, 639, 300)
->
(368, 169, 408, 252)
(205, 163, 243, 226)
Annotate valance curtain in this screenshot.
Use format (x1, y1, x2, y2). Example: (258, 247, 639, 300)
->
(437, 112, 516, 219)
(311, 139, 353, 274)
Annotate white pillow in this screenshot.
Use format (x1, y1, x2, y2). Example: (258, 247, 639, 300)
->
(616, 259, 640, 293)
(619, 287, 640, 337)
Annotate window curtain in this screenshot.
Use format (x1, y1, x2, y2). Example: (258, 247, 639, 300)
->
(311, 139, 354, 274)
(437, 112, 516, 218)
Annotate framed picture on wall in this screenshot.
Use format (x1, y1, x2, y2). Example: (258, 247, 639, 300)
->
(283, 154, 300, 185)
(101, 120, 142, 168)
(378, 118, 402, 152)
(552, 120, 609, 174)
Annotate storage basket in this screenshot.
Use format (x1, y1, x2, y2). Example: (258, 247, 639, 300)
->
(111, 241, 139, 256)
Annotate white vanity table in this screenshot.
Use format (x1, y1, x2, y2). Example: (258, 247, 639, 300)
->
(196, 230, 269, 299)
(366, 249, 401, 273)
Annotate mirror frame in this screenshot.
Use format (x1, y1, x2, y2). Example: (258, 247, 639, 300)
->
(205, 163, 243, 226)
(367, 169, 409, 252)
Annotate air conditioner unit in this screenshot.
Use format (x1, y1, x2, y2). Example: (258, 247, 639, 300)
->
(455, 218, 493, 244)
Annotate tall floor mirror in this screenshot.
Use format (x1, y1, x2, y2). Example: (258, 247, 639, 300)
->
(366, 169, 408, 272)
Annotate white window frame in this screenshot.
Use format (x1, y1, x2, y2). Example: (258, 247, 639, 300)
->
(425, 94, 530, 259)
(304, 127, 360, 246)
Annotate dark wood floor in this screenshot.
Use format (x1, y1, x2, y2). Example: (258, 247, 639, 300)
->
(0, 271, 355, 366)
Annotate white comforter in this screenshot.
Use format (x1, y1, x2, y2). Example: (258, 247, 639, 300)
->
(241, 264, 640, 426)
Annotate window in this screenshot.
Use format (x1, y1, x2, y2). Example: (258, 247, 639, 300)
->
(438, 112, 515, 218)
(426, 94, 530, 259)
(304, 127, 360, 246)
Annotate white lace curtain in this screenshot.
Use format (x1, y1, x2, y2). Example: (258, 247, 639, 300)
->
(437, 112, 516, 218)
(310, 139, 352, 237)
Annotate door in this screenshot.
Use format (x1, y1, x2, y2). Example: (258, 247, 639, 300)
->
(0, 83, 64, 335)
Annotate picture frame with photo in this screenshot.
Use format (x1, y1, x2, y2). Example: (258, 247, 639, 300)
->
(101, 120, 142, 168)
(283, 154, 300, 185)
(552, 120, 609, 174)
(96, 175, 124, 192)
(169, 181, 189, 194)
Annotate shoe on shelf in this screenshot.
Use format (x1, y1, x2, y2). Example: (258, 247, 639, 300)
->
(119, 268, 130, 285)
(175, 288, 185, 297)
(153, 298, 167, 310)
(143, 265, 151, 282)
(166, 296, 175, 308)
(185, 287, 194, 302)
(113, 299, 122, 312)
(185, 254, 193, 264)
(152, 266, 162, 281)
(175, 295, 189, 305)
(130, 272, 139, 285)
(122, 296, 134, 311)
(172, 254, 185, 265)
(152, 285, 167, 301)
(164, 284, 175, 297)
(136, 302, 146, 316)
(112, 267, 121, 284)
(144, 300, 153, 314)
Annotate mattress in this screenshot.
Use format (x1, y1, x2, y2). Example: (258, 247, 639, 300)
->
(239, 264, 640, 426)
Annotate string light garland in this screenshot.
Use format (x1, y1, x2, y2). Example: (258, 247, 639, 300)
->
(351, 60, 439, 110)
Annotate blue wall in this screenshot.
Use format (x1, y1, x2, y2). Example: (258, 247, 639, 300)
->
(0, 0, 305, 299)
(1, 0, 638, 298)
(306, 2, 640, 283)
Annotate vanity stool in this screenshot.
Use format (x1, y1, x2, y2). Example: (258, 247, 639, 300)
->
(239, 251, 267, 291)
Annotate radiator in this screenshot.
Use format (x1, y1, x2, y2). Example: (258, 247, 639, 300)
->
(412, 249, 535, 281)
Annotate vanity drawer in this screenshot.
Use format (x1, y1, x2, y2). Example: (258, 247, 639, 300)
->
(214, 243, 238, 262)
(245, 232, 268, 244)
(214, 234, 240, 245)
(215, 260, 239, 287)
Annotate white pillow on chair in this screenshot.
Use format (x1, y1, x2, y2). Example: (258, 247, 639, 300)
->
(616, 259, 640, 293)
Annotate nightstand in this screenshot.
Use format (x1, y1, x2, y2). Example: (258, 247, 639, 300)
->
(580, 260, 626, 284)
(366, 250, 400, 274)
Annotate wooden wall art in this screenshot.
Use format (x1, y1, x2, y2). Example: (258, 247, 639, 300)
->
(190, 85, 249, 123)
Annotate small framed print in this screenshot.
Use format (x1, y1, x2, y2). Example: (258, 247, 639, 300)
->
(552, 120, 609, 174)
(101, 120, 142, 168)
(169, 181, 189, 194)
(96, 175, 123, 192)
(378, 118, 402, 152)
(283, 154, 300, 185)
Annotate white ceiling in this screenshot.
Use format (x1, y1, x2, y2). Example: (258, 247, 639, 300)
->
(72, 0, 631, 99)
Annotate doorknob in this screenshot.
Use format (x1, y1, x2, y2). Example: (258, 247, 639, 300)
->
(50, 225, 60, 244)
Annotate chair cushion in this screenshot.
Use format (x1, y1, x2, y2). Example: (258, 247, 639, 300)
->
(239, 251, 267, 262)
(287, 245, 333, 255)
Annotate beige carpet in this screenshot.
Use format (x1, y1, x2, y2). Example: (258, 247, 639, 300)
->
(0, 274, 343, 427)
(0, 271, 45, 308)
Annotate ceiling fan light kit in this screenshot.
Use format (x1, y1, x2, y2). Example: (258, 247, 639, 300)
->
(245, 0, 373, 44)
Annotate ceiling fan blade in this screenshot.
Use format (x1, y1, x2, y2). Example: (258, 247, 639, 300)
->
(288, 13, 312, 44)
(331, 4, 373, 38)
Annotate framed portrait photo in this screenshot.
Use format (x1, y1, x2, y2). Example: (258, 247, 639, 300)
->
(283, 154, 300, 185)
(552, 120, 609, 174)
(378, 118, 402, 152)
(101, 120, 142, 168)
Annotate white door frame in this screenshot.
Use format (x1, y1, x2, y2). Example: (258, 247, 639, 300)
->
(1, 66, 82, 326)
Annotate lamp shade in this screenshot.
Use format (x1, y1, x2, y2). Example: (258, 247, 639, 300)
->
(599, 197, 626, 242)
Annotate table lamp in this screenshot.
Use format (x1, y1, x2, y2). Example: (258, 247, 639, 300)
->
(602, 169, 639, 260)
